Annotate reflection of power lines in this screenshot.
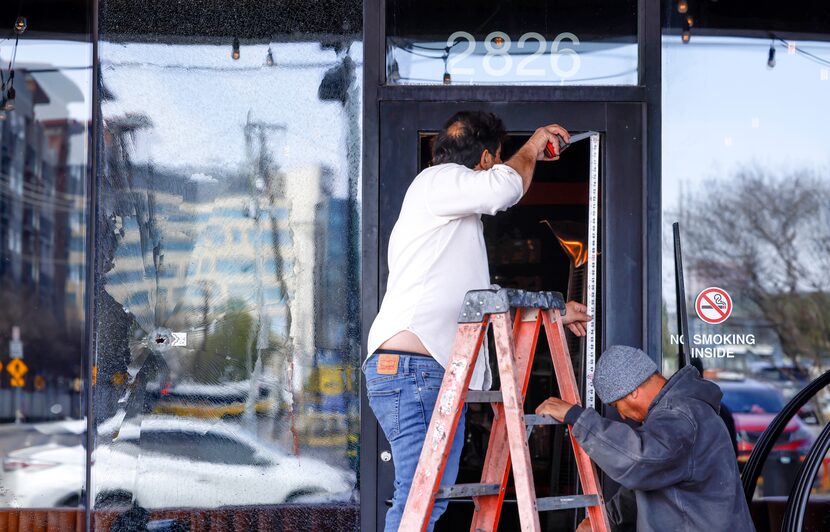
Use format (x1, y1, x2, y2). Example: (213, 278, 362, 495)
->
(774, 38, 830, 68)
(0, 172, 81, 211)
(242, 115, 289, 431)
(99, 60, 359, 71)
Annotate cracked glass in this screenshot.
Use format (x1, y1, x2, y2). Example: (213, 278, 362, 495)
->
(94, 1, 362, 528)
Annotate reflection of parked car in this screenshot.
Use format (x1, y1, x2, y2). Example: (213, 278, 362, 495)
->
(3, 416, 353, 508)
(716, 378, 815, 496)
(717, 379, 814, 459)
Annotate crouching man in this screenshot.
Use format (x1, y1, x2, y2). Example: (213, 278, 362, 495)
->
(536, 345, 756, 532)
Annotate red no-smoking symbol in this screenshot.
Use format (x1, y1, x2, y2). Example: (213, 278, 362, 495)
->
(695, 287, 733, 324)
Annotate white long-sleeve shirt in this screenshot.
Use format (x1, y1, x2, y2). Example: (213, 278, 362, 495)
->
(367, 162, 525, 390)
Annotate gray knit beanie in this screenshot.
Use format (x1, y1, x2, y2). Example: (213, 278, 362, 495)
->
(592, 345, 658, 404)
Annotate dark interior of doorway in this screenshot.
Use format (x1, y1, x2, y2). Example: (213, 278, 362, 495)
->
(416, 133, 603, 531)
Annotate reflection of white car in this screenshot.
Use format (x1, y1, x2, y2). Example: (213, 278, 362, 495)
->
(4, 417, 354, 508)
(2, 442, 85, 507)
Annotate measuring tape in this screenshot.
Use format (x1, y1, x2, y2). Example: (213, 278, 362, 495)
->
(585, 133, 600, 409)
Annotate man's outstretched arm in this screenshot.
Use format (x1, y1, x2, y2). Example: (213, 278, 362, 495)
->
(536, 398, 695, 491)
(505, 124, 570, 193)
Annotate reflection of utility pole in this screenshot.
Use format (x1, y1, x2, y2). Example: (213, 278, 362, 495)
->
(343, 54, 361, 467)
(242, 114, 286, 431)
(10, 326, 24, 424)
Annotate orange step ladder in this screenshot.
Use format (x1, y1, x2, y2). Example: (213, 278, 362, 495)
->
(399, 288, 610, 532)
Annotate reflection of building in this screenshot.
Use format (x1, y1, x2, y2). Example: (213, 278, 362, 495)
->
(0, 67, 87, 386)
(301, 197, 359, 446)
(98, 146, 365, 456)
(99, 158, 338, 379)
(104, 186, 294, 330)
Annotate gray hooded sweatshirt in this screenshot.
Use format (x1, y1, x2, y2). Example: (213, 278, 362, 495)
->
(564, 366, 756, 532)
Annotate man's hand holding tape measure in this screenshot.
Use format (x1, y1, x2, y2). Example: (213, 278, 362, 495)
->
(530, 124, 571, 161)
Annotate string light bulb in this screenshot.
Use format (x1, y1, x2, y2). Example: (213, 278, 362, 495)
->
(492, 35, 505, 47)
(14, 17, 27, 34)
(767, 42, 776, 69)
(232, 37, 240, 60)
(265, 47, 274, 66)
(686, 15, 694, 28)
(677, 0, 689, 14)
(443, 71, 452, 84)
(681, 18, 692, 44)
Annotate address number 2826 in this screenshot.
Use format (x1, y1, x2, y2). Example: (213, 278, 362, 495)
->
(447, 31, 581, 78)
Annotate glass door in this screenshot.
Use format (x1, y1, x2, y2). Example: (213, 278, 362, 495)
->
(367, 100, 644, 531)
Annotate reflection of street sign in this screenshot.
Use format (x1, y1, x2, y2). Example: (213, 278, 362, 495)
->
(7, 358, 28, 387)
(695, 287, 733, 325)
(9, 340, 22, 359)
(171, 332, 187, 347)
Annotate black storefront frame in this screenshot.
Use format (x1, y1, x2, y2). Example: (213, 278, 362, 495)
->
(360, 0, 663, 530)
(84, 0, 100, 524)
(75, 0, 663, 525)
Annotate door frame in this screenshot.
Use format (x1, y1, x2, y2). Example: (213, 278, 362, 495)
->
(362, 99, 646, 530)
(361, 5, 661, 531)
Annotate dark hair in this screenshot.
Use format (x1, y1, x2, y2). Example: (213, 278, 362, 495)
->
(431, 111, 507, 169)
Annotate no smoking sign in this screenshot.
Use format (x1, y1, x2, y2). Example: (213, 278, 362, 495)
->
(695, 287, 733, 324)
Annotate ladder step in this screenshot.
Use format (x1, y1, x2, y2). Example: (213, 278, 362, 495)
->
(466, 391, 503, 403)
(524, 414, 562, 426)
(435, 483, 502, 499)
(536, 494, 600, 512)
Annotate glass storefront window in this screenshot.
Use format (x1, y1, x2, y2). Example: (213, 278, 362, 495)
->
(661, 0, 830, 505)
(386, 0, 638, 85)
(0, 16, 92, 509)
(93, 1, 362, 527)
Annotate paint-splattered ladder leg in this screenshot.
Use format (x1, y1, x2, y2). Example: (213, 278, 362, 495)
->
(399, 320, 489, 532)
(491, 312, 542, 531)
(470, 309, 542, 532)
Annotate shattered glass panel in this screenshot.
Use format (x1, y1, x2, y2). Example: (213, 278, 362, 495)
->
(95, 1, 361, 528)
(0, 15, 92, 509)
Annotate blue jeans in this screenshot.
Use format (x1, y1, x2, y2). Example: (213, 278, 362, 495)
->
(364, 353, 467, 532)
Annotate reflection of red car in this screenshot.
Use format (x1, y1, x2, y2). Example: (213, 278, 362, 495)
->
(731, 412, 811, 457)
(717, 379, 814, 460)
(716, 378, 815, 496)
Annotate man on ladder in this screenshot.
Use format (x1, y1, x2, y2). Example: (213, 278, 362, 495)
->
(364, 111, 592, 531)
